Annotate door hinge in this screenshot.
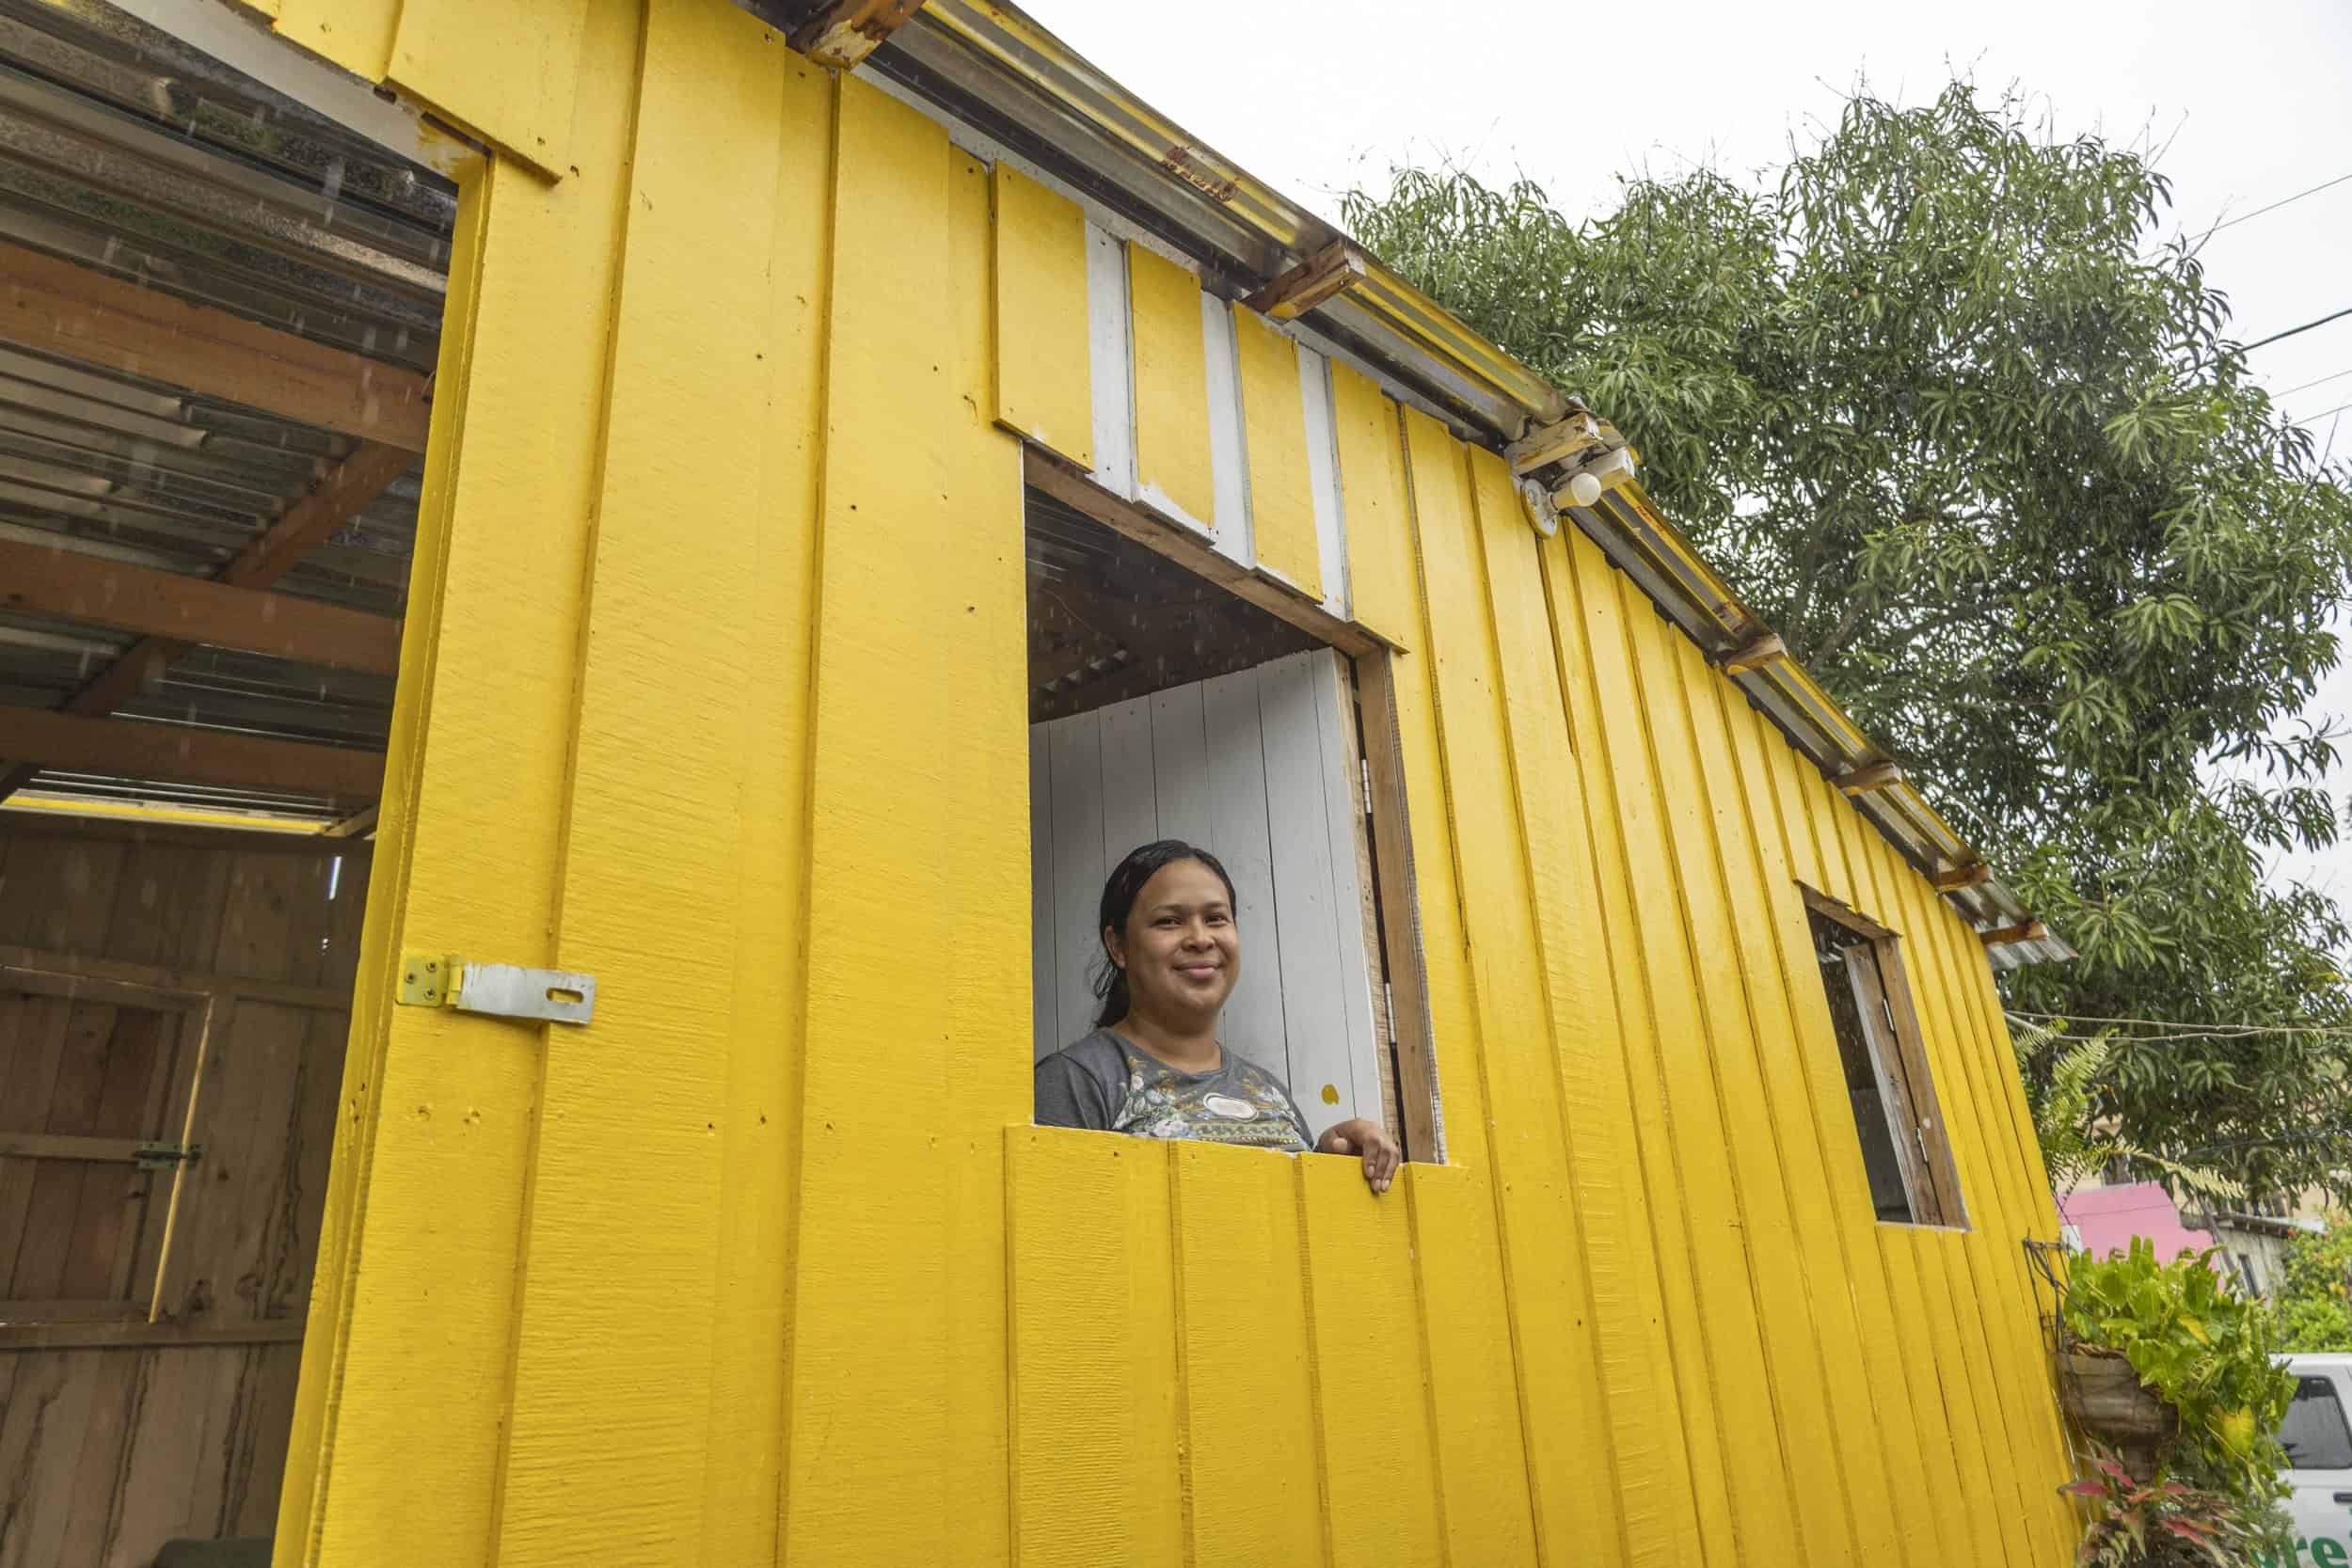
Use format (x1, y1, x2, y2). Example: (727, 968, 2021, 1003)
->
(1362, 775, 1374, 817)
(397, 952, 596, 1025)
(1384, 982, 1396, 1045)
(135, 1141, 200, 1172)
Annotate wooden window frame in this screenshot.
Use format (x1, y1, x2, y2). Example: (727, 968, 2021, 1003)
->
(1024, 455, 1443, 1161)
(1800, 886, 1967, 1229)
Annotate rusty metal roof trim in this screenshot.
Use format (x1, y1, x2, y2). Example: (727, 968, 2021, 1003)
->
(1573, 483, 2071, 967)
(836, 2, 2067, 964)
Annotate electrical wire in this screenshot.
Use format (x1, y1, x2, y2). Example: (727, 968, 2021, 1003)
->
(2195, 169, 2352, 241)
(2007, 1008, 2352, 1039)
(2241, 304, 2352, 354)
(2276, 366, 2352, 399)
(2292, 400, 2350, 427)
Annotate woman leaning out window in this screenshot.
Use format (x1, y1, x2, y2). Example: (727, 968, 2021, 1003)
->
(1033, 839, 1402, 1194)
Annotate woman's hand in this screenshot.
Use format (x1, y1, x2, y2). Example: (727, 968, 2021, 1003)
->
(1317, 1117, 1402, 1195)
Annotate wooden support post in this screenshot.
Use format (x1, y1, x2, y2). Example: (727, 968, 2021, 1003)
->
(1835, 760, 1905, 796)
(788, 0, 930, 67)
(0, 538, 403, 674)
(0, 240, 431, 451)
(1245, 240, 1369, 322)
(1932, 863, 1993, 892)
(1716, 631, 1788, 676)
(1979, 919, 2049, 949)
(0, 709, 380, 803)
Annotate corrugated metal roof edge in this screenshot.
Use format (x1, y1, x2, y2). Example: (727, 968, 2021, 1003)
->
(834, 0, 2070, 968)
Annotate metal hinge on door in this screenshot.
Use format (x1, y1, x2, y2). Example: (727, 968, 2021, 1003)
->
(395, 953, 596, 1024)
(135, 1141, 200, 1172)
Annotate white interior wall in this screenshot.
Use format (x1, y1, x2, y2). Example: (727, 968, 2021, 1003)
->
(1028, 647, 1381, 1138)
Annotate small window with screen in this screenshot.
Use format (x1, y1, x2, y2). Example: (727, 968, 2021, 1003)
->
(1804, 887, 1966, 1227)
(2280, 1376, 2352, 1471)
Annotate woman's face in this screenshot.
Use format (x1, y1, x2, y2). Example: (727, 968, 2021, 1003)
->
(1107, 858, 1241, 1024)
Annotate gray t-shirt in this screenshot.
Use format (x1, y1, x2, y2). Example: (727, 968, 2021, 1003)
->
(1035, 1028, 1313, 1152)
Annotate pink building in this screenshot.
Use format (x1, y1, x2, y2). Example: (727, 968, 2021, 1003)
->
(2058, 1181, 2218, 1263)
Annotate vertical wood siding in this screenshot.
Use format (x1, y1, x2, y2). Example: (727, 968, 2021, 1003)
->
(265, 2, 2076, 1563)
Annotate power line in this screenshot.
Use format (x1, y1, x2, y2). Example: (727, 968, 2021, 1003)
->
(2008, 1008, 2352, 1038)
(2242, 305, 2352, 354)
(2276, 367, 2352, 399)
(2293, 400, 2351, 427)
(2196, 169, 2352, 241)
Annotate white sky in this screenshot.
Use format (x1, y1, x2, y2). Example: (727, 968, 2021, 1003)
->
(1031, 0, 2352, 904)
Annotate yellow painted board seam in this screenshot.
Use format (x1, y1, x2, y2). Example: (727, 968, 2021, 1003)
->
(1459, 454, 1639, 1568)
(1290, 1158, 1341, 1568)
(1706, 691, 1930, 1568)
(1550, 535, 1740, 1565)
(1165, 1139, 1198, 1568)
(1395, 410, 1552, 1563)
(1674, 659, 1900, 1566)
(1618, 595, 1851, 1565)
(1401, 1166, 1456, 1568)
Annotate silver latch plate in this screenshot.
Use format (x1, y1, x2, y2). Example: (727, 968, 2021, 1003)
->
(397, 951, 596, 1025)
(455, 961, 596, 1025)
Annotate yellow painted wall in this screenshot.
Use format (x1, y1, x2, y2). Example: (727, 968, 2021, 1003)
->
(269, 1, 2076, 1563)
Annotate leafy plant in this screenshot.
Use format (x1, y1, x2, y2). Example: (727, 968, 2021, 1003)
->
(2062, 1237, 2296, 1504)
(2064, 1454, 2271, 1567)
(1343, 78, 2352, 1200)
(2274, 1223, 2352, 1354)
(2012, 1019, 2242, 1201)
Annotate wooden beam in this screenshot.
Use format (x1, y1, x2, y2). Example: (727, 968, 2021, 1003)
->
(1027, 457, 1377, 657)
(0, 708, 380, 803)
(1932, 862, 1993, 892)
(0, 811, 358, 854)
(1835, 760, 1905, 796)
(1, 963, 204, 1011)
(788, 0, 929, 67)
(0, 537, 403, 674)
(321, 802, 379, 840)
(0, 943, 351, 1011)
(0, 240, 431, 451)
(0, 439, 412, 803)
(0, 1317, 302, 1352)
(1979, 919, 2050, 949)
(0, 1132, 150, 1163)
(1245, 240, 1369, 322)
(1505, 411, 1604, 475)
(1716, 631, 1788, 676)
(216, 439, 417, 592)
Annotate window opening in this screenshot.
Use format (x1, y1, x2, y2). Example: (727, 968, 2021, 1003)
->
(1024, 484, 1438, 1157)
(2280, 1376, 2352, 1470)
(1804, 888, 1966, 1227)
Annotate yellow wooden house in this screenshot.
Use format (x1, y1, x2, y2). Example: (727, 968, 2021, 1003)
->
(0, 0, 2081, 1564)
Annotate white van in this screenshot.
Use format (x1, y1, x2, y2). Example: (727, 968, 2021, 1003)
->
(2279, 1354, 2352, 1566)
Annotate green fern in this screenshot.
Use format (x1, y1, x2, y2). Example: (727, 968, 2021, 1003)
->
(2015, 1020, 2245, 1202)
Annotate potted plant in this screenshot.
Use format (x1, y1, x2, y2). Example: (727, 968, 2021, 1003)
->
(2065, 1454, 2268, 1567)
(2060, 1238, 2293, 1496)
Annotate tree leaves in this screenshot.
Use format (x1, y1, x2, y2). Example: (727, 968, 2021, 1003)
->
(1344, 78, 2352, 1199)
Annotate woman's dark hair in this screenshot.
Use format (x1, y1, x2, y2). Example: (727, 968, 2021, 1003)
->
(1093, 839, 1238, 1029)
